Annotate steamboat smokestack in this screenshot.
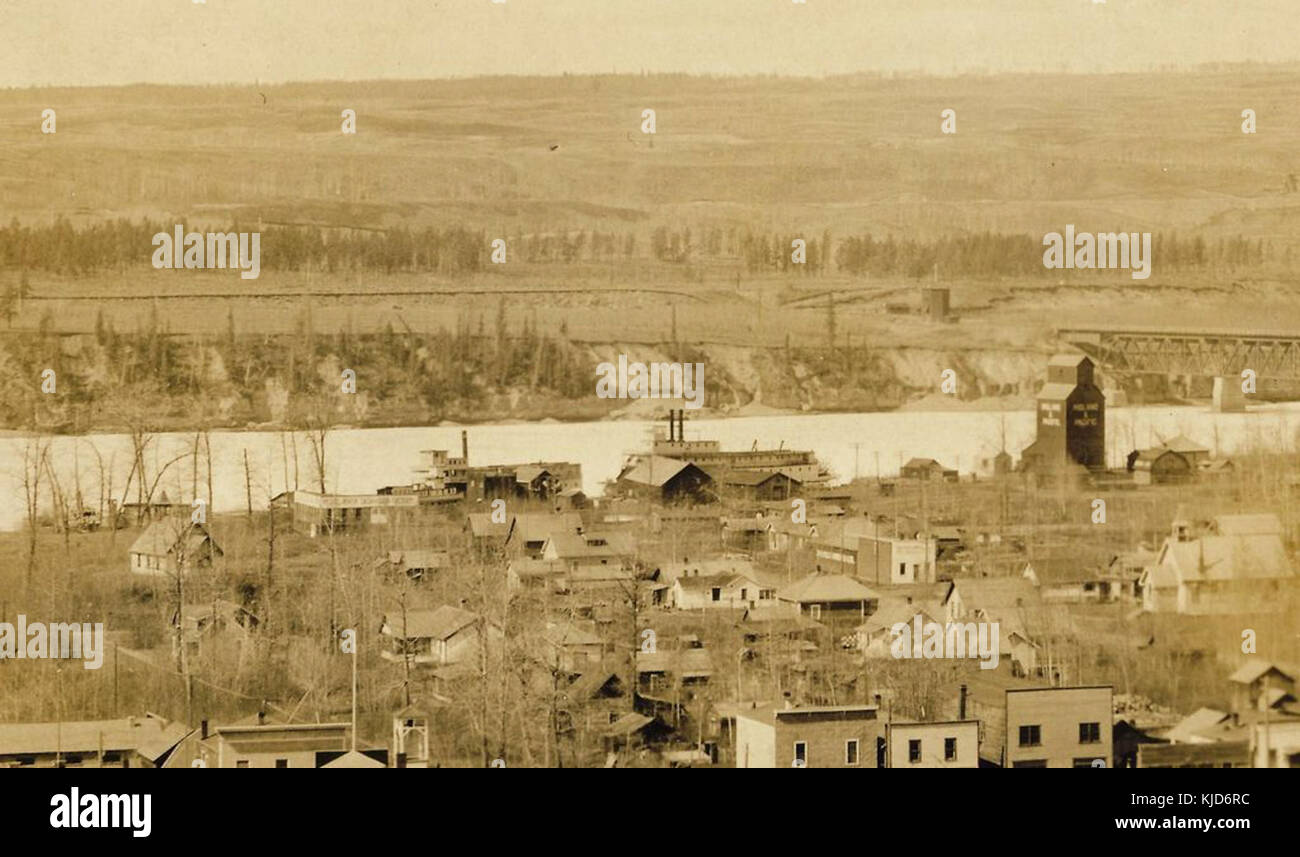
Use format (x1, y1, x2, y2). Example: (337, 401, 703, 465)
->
(461, 430, 469, 462)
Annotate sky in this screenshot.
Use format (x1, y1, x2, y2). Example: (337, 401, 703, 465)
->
(2, 0, 1299, 87)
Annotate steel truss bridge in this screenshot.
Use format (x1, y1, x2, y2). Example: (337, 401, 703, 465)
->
(1058, 326, 1300, 381)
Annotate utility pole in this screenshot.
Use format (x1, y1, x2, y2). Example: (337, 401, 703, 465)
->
(244, 448, 253, 518)
(56, 664, 63, 767)
(350, 629, 358, 753)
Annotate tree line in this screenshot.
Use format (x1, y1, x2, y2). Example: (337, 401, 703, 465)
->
(0, 216, 1277, 280)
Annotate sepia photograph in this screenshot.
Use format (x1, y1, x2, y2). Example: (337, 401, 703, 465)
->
(0, 0, 1296, 838)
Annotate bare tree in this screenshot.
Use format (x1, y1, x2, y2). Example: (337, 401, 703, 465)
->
(19, 436, 50, 587)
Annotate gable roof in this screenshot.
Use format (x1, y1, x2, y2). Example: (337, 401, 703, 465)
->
(1228, 661, 1294, 685)
(466, 513, 510, 539)
(675, 572, 759, 593)
(0, 715, 189, 761)
(508, 512, 584, 545)
(1157, 526, 1293, 583)
(544, 621, 603, 648)
(513, 465, 550, 485)
(1023, 554, 1115, 585)
(1164, 707, 1231, 744)
(722, 469, 801, 486)
(545, 530, 635, 560)
(509, 558, 569, 579)
(657, 556, 758, 585)
(564, 671, 623, 701)
(855, 598, 939, 636)
(618, 456, 696, 487)
(902, 457, 950, 471)
(129, 519, 220, 558)
(1134, 447, 1188, 465)
(954, 576, 1039, 610)
(777, 573, 878, 604)
(635, 647, 714, 677)
(381, 605, 480, 641)
(321, 750, 386, 768)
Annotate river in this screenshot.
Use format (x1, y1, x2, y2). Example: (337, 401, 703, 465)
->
(2, 403, 1298, 532)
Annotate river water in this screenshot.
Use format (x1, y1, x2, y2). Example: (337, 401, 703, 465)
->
(2, 403, 1298, 532)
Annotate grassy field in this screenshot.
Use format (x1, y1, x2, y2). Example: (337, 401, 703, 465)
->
(2, 70, 1299, 346)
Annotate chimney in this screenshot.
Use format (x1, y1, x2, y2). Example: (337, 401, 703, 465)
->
(959, 684, 968, 720)
(461, 430, 469, 462)
(200, 719, 209, 740)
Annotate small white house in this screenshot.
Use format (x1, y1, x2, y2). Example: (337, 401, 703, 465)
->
(672, 572, 774, 611)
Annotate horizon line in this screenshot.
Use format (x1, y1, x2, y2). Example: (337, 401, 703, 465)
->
(6, 59, 1300, 94)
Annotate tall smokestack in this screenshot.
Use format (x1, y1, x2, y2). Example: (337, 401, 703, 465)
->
(461, 430, 469, 462)
(959, 684, 968, 720)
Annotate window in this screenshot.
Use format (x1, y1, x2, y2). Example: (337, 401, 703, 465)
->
(1079, 722, 1101, 744)
(1012, 759, 1047, 768)
(845, 740, 859, 766)
(898, 563, 906, 577)
(944, 737, 957, 761)
(235, 760, 249, 768)
(809, 605, 822, 620)
(908, 739, 921, 763)
(1019, 725, 1041, 747)
(711, 588, 721, 602)
(275, 759, 289, 768)
(793, 742, 807, 766)
(1073, 758, 1101, 768)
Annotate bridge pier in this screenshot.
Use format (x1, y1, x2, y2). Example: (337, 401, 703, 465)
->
(1212, 376, 1247, 413)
